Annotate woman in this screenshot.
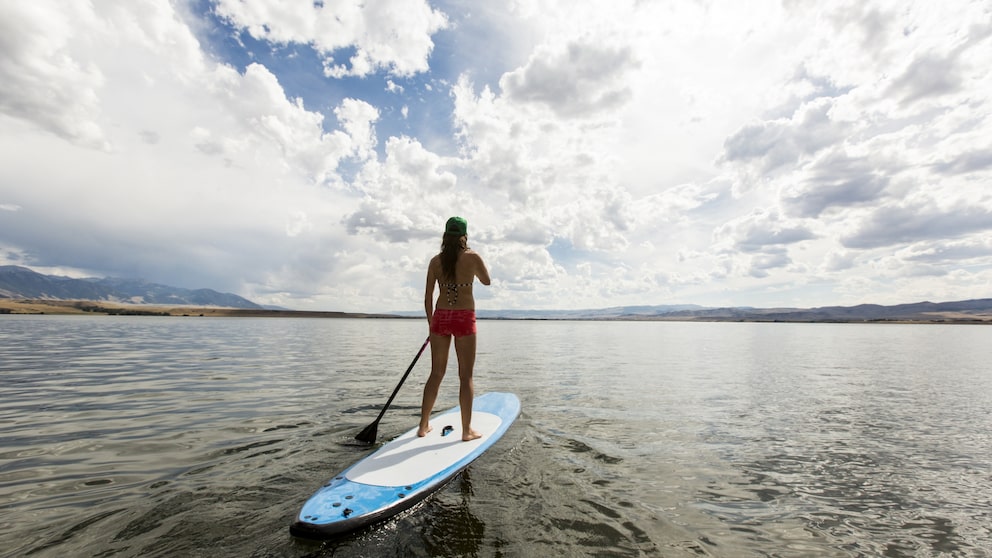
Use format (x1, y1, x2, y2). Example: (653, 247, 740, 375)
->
(419, 216, 491, 441)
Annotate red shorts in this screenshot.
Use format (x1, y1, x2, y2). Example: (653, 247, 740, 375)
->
(430, 309, 477, 338)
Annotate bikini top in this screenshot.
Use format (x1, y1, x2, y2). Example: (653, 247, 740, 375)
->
(442, 282, 473, 306)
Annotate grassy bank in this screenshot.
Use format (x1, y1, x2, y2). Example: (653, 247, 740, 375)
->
(0, 299, 398, 319)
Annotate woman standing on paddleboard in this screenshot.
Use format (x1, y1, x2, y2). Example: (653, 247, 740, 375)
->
(419, 216, 491, 442)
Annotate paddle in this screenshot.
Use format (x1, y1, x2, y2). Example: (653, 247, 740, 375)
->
(354, 336, 431, 444)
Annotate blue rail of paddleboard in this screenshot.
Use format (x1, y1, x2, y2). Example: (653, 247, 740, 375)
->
(291, 391, 520, 539)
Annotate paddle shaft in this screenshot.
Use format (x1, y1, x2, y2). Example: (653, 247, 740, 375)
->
(371, 336, 430, 424)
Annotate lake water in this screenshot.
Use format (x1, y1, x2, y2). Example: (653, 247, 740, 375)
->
(1, 315, 991, 557)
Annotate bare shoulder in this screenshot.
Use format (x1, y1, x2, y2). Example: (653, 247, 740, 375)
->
(464, 250, 487, 266)
(427, 255, 441, 276)
(464, 250, 491, 284)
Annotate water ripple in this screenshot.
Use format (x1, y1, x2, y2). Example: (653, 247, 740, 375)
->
(2, 317, 992, 557)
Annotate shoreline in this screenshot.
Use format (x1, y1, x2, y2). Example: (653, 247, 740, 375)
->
(0, 299, 400, 319)
(1, 298, 989, 324)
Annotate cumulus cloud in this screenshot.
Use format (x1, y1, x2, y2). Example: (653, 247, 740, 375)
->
(500, 40, 638, 118)
(207, 63, 380, 183)
(782, 149, 891, 218)
(746, 249, 793, 279)
(721, 98, 847, 174)
(449, 53, 639, 256)
(213, 0, 448, 77)
(842, 200, 992, 250)
(886, 19, 992, 105)
(717, 209, 816, 254)
(344, 135, 459, 241)
(888, 51, 964, 104)
(901, 237, 992, 264)
(0, 3, 107, 149)
(932, 149, 992, 175)
(823, 250, 858, 272)
(637, 182, 724, 222)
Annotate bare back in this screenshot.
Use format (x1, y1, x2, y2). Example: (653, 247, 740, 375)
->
(425, 249, 491, 313)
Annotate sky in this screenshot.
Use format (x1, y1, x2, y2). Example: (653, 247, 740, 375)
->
(1, 0, 991, 313)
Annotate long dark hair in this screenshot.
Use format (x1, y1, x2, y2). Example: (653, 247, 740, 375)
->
(439, 233, 464, 281)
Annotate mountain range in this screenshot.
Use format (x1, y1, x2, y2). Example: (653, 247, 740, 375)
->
(518, 299, 992, 322)
(2, 265, 990, 322)
(0, 265, 261, 309)
(387, 299, 992, 322)
(472, 299, 992, 322)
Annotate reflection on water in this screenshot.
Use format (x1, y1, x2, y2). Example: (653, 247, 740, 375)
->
(1, 316, 991, 557)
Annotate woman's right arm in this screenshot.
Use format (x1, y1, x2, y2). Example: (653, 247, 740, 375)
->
(424, 258, 438, 323)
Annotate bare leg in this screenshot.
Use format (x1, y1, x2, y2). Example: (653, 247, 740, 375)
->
(454, 334, 482, 441)
(419, 333, 450, 436)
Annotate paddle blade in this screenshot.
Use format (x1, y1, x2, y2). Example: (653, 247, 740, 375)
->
(354, 422, 378, 444)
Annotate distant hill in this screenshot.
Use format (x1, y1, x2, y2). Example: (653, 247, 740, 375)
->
(0, 266, 262, 309)
(648, 299, 992, 322)
(392, 299, 992, 322)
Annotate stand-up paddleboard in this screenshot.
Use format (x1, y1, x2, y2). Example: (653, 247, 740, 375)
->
(290, 391, 521, 539)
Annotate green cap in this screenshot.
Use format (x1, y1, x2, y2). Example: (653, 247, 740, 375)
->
(445, 216, 468, 236)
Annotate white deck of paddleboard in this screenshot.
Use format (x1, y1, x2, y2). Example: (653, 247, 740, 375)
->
(346, 410, 502, 487)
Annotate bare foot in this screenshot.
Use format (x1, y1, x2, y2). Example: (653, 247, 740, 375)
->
(462, 428, 482, 442)
(417, 424, 432, 437)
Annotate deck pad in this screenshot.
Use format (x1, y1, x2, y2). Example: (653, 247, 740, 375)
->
(347, 411, 502, 486)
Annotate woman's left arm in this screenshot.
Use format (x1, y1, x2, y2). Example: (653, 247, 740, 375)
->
(472, 252, 491, 285)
